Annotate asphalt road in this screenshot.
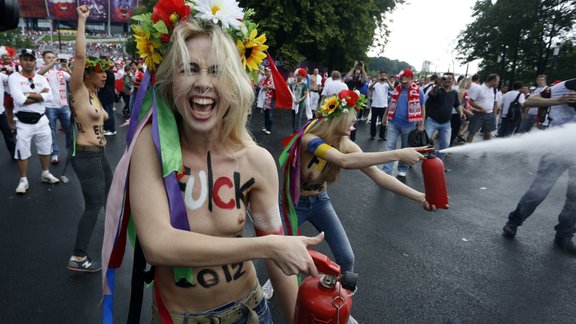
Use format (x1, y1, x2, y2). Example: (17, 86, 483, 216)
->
(1, 105, 574, 324)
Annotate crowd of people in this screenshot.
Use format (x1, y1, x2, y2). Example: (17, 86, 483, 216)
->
(1, 2, 575, 323)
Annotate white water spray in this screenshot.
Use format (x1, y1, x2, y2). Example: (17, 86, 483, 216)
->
(440, 123, 576, 155)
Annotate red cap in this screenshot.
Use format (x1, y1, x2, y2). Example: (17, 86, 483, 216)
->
(296, 68, 307, 77)
(397, 68, 414, 79)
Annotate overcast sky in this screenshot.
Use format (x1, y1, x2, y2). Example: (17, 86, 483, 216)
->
(372, 0, 480, 75)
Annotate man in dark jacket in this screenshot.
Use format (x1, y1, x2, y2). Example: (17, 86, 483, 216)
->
(98, 56, 116, 135)
(424, 73, 460, 160)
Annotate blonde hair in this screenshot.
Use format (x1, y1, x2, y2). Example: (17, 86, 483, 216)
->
(307, 112, 356, 183)
(458, 77, 472, 102)
(155, 20, 255, 148)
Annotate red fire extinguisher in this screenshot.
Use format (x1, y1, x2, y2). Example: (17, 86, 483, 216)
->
(293, 250, 358, 324)
(420, 148, 449, 209)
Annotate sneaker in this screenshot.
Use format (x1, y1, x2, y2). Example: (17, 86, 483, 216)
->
(67, 256, 102, 272)
(51, 155, 59, 164)
(553, 238, 576, 255)
(397, 171, 407, 177)
(103, 130, 117, 136)
(15, 178, 29, 194)
(41, 172, 60, 184)
(265, 130, 271, 135)
(262, 279, 274, 300)
(502, 221, 517, 238)
(261, 127, 267, 133)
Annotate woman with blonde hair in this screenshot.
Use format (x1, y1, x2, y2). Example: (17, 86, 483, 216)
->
(453, 77, 473, 145)
(101, 1, 322, 323)
(280, 89, 439, 275)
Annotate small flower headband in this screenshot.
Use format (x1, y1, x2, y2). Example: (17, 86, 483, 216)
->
(131, 0, 268, 81)
(85, 57, 114, 73)
(318, 90, 367, 118)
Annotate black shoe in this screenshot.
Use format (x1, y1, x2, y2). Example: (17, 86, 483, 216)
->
(378, 137, 385, 141)
(502, 221, 517, 238)
(67, 256, 102, 272)
(553, 238, 576, 255)
(369, 136, 375, 140)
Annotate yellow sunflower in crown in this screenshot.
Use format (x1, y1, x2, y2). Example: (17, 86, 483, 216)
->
(320, 96, 340, 117)
(236, 28, 268, 72)
(133, 26, 162, 70)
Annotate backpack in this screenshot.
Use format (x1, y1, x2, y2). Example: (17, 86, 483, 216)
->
(506, 92, 522, 122)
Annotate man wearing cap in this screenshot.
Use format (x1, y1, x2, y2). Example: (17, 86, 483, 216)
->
(382, 68, 426, 178)
(8, 49, 60, 194)
(291, 68, 309, 132)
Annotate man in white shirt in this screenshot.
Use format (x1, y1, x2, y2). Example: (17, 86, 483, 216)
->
(320, 70, 348, 106)
(368, 71, 391, 140)
(37, 51, 72, 164)
(309, 68, 322, 114)
(497, 81, 525, 137)
(8, 49, 60, 194)
(466, 73, 500, 143)
(519, 74, 548, 133)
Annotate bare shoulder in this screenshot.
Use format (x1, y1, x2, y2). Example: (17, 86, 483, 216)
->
(341, 137, 362, 153)
(301, 133, 318, 146)
(243, 145, 276, 176)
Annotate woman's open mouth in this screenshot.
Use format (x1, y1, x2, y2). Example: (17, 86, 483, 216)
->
(189, 96, 216, 120)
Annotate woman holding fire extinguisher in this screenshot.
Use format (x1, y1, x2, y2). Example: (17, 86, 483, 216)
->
(280, 89, 442, 275)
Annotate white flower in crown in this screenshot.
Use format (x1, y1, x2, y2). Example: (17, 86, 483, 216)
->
(192, 0, 244, 30)
(341, 98, 347, 107)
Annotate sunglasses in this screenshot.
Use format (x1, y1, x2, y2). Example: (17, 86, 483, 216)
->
(28, 78, 35, 89)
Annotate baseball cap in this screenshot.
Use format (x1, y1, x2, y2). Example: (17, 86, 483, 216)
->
(20, 49, 36, 60)
(397, 68, 414, 79)
(296, 68, 307, 77)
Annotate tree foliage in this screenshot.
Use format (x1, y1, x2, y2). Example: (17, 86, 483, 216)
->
(239, 0, 401, 71)
(366, 56, 411, 76)
(457, 0, 576, 85)
(0, 30, 35, 50)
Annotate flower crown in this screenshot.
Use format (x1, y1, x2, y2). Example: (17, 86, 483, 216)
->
(318, 90, 367, 118)
(131, 0, 268, 81)
(85, 57, 113, 73)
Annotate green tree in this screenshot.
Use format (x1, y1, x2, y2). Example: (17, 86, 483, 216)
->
(0, 30, 35, 50)
(457, 0, 576, 85)
(239, 0, 401, 71)
(367, 56, 412, 76)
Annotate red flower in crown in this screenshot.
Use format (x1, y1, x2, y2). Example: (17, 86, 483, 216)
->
(338, 90, 359, 108)
(152, 0, 191, 28)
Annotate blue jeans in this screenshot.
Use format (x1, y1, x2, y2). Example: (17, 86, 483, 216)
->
(518, 114, 537, 133)
(152, 287, 272, 324)
(507, 153, 576, 240)
(382, 123, 415, 175)
(424, 117, 451, 160)
(45, 107, 71, 156)
(296, 191, 354, 272)
(498, 117, 521, 137)
(292, 104, 305, 132)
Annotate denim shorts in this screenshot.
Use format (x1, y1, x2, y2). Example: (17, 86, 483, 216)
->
(152, 285, 272, 324)
(468, 112, 496, 133)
